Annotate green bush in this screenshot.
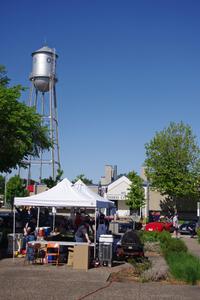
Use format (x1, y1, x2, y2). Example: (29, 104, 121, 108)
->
(166, 252, 200, 285)
(161, 237, 187, 256)
(141, 228, 200, 284)
(140, 231, 159, 243)
(157, 230, 171, 244)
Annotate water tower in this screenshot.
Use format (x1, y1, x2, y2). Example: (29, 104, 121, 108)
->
(27, 45, 60, 182)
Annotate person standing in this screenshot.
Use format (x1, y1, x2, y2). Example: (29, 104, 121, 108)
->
(75, 222, 91, 243)
(96, 214, 107, 241)
(173, 213, 179, 238)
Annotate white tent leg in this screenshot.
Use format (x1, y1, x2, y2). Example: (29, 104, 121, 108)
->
(37, 207, 40, 229)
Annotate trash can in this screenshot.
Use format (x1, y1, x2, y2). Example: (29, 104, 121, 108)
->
(7, 233, 23, 255)
(99, 235, 113, 267)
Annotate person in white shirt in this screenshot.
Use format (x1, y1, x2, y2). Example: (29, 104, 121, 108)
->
(173, 213, 179, 238)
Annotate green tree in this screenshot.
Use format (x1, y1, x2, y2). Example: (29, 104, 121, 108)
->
(0, 175, 5, 195)
(0, 66, 51, 173)
(144, 122, 200, 203)
(126, 171, 145, 211)
(41, 168, 64, 188)
(72, 174, 93, 185)
(0, 65, 10, 87)
(6, 175, 29, 206)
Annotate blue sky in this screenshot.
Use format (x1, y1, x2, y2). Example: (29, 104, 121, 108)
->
(1, 0, 200, 183)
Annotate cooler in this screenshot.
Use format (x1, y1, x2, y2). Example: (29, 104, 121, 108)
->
(99, 234, 113, 267)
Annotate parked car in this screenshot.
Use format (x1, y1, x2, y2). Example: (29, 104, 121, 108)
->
(145, 219, 173, 233)
(179, 221, 197, 235)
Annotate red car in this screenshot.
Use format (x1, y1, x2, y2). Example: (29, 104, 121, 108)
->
(145, 220, 173, 232)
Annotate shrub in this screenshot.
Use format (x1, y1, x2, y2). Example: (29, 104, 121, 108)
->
(140, 231, 159, 243)
(161, 238, 187, 256)
(166, 252, 200, 285)
(157, 230, 171, 244)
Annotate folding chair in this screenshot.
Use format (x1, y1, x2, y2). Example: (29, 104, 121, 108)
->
(46, 242, 60, 265)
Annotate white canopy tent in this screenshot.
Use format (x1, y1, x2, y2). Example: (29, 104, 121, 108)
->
(15, 178, 98, 208)
(13, 178, 115, 260)
(73, 179, 114, 209)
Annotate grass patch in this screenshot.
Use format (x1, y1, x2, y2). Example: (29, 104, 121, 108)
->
(141, 230, 200, 284)
(166, 252, 200, 285)
(161, 237, 187, 256)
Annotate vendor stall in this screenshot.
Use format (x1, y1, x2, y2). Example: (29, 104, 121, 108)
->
(13, 178, 115, 266)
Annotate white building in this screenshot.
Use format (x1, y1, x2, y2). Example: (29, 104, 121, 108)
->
(106, 176, 132, 217)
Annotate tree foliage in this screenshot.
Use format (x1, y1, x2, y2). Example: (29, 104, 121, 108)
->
(144, 122, 200, 201)
(0, 175, 5, 195)
(41, 168, 64, 188)
(0, 65, 10, 87)
(126, 171, 145, 211)
(6, 175, 29, 206)
(72, 174, 93, 185)
(0, 66, 51, 173)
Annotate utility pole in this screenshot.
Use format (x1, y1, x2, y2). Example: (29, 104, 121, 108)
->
(4, 174, 7, 206)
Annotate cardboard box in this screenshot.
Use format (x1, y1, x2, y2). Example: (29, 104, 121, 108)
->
(73, 244, 90, 271)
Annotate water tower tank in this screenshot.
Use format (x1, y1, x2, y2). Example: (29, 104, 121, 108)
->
(30, 46, 58, 92)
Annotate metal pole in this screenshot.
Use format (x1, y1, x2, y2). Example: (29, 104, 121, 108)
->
(28, 81, 34, 107)
(49, 79, 55, 180)
(53, 85, 60, 168)
(13, 207, 16, 261)
(4, 175, 7, 206)
(27, 163, 31, 187)
(39, 93, 45, 183)
(34, 89, 38, 109)
(94, 208, 97, 259)
(37, 207, 40, 229)
(146, 181, 150, 223)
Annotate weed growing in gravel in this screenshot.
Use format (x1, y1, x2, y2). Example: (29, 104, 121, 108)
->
(128, 257, 151, 276)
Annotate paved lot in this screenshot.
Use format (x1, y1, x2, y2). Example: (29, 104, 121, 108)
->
(1, 230, 200, 300)
(180, 235, 200, 258)
(0, 257, 200, 300)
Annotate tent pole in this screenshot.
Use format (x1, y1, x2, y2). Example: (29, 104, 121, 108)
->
(37, 207, 40, 229)
(94, 208, 97, 259)
(13, 207, 16, 261)
(52, 207, 56, 232)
